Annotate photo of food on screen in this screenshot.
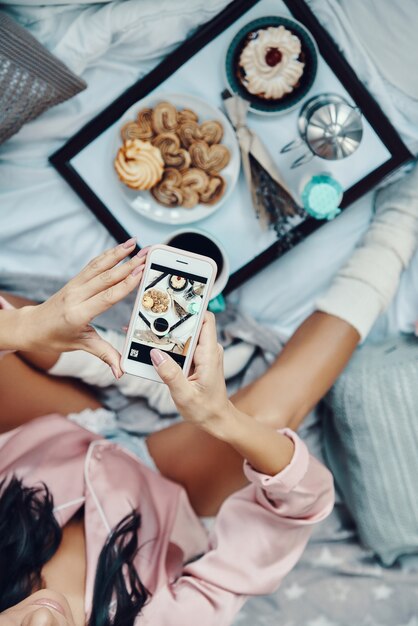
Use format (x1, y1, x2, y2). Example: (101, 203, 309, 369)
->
(127, 263, 208, 367)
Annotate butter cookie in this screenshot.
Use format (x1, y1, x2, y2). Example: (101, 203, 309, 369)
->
(114, 139, 164, 190)
(189, 140, 230, 173)
(152, 102, 178, 134)
(151, 168, 184, 207)
(178, 120, 224, 148)
(152, 132, 191, 171)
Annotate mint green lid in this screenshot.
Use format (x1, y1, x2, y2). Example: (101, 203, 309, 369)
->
(188, 300, 201, 315)
(302, 174, 343, 220)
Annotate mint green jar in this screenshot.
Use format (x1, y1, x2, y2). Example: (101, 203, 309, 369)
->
(301, 173, 343, 220)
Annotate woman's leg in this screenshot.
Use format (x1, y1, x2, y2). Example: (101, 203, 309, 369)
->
(231, 312, 359, 431)
(0, 352, 101, 433)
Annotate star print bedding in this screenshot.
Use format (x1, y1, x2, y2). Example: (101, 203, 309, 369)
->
(1, 1, 418, 625)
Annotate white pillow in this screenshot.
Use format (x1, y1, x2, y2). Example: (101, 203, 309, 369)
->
(339, 0, 418, 99)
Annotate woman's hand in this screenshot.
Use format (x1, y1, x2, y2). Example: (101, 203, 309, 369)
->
(150, 312, 233, 438)
(151, 313, 296, 474)
(17, 238, 147, 378)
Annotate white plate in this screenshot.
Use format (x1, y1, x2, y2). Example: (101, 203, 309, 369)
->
(112, 93, 241, 225)
(141, 288, 171, 318)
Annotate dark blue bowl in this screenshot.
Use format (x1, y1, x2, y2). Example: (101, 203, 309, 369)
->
(225, 16, 318, 115)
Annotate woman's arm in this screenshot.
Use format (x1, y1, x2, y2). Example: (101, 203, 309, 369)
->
(141, 428, 334, 626)
(145, 314, 333, 624)
(0, 305, 26, 352)
(147, 311, 356, 514)
(0, 239, 147, 378)
(151, 312, 296, 475)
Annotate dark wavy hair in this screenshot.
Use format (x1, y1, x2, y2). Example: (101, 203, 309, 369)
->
(0, 476, 150, 625)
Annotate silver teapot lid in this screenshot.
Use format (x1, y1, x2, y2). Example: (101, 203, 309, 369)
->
(299, 93, 363, 160)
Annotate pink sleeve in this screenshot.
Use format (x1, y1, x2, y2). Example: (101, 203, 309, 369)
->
(140, 429, 334, 626)
(0, 296, 16, 359)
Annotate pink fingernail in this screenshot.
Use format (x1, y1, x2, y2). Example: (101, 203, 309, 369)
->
(150, 349, 167, 366)
(131, 264, 143, 277)
(122, 237, 136, 249)
(137, 246, 150, 258)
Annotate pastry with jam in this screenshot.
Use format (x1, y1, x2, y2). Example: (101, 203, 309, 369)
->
(237, 25, 305, 100)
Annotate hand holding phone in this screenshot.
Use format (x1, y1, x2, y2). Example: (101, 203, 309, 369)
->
(121, 245, 217, 382)
(150, 312, 232, 433)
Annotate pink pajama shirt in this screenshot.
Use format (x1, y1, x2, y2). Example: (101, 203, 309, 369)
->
(0, 413, 334, 625)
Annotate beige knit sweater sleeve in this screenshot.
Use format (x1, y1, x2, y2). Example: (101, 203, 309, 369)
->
(316, 162, 418, 340)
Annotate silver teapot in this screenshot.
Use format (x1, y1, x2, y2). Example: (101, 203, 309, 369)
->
(281, 93, 363, 169)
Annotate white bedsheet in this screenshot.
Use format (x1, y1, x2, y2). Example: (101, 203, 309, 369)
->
(1, 4, 418, 623)
(1, 0, 418, 341)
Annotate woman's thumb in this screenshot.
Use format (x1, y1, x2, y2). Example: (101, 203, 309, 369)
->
(150, 349, 189, 401)
(83, 329, 123, 379)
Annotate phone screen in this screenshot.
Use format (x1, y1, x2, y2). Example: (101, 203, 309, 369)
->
(127, 262, 210, 368)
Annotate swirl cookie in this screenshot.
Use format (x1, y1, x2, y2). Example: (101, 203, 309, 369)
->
(178, 120, 224, 148)
(121, 122, 146, 142)
(152, 132, 191, 171)
(189, 140, 230, 174)
(142, 294, 154, 310)
(151, 168, 184, 207)
(200, 175, 226, 205)
(180, 168, 209, 209)
(177, 108, 199, 125)
(152, 102, 178, 134)
(121, 108, 155, 142)
(114, 139, 164, 190)
(136, 108, 154, 140)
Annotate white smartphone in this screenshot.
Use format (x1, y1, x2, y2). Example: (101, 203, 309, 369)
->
(121, 244, 217, 382)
